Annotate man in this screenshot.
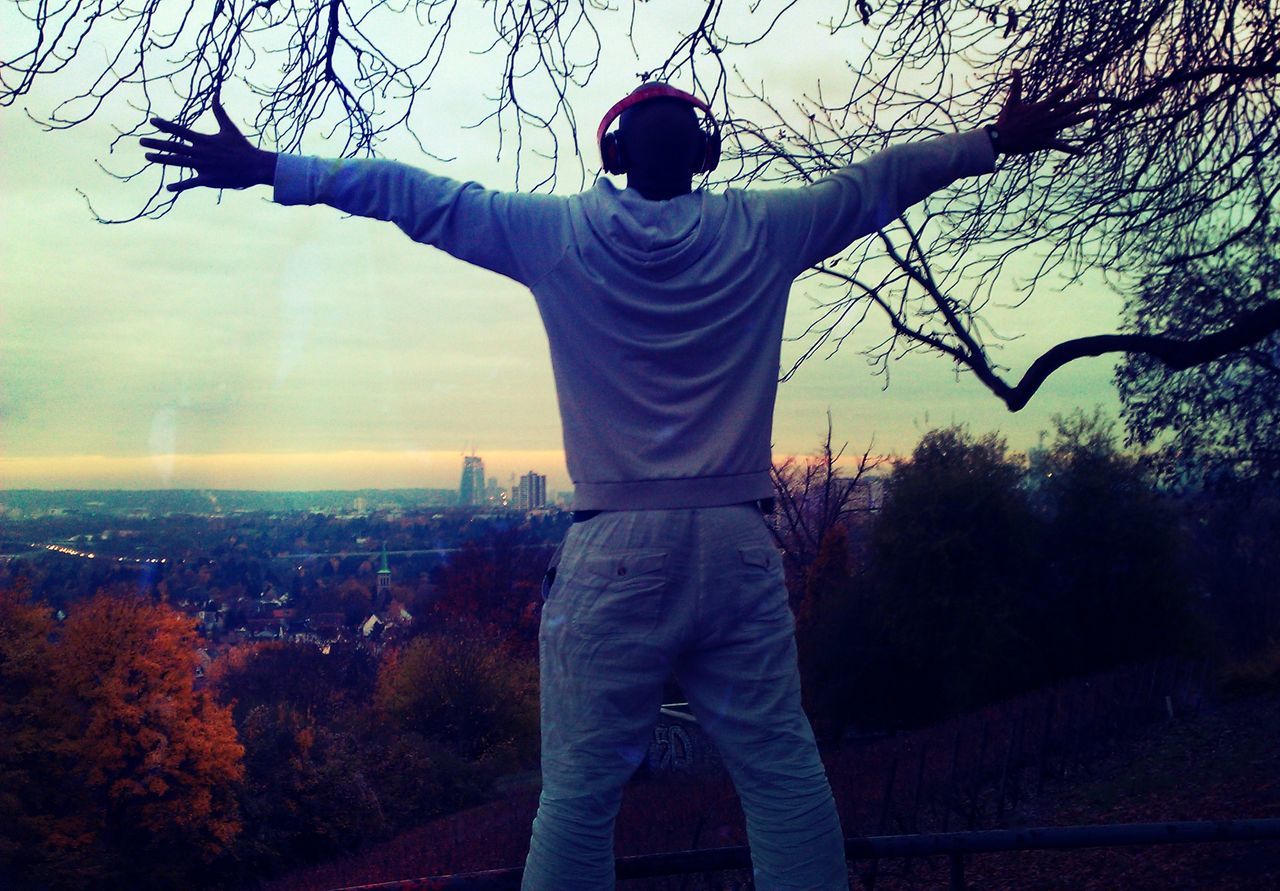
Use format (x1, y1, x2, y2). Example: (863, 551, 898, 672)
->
(142, 74, 1091, 890)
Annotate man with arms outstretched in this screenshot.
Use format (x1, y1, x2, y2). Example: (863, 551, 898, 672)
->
(142, 75, 1090, 890)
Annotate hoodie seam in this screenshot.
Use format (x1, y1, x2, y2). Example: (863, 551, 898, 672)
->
(525, 239, 572, 289)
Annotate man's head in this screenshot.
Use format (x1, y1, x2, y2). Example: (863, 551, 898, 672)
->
(597, 84, 720, 198)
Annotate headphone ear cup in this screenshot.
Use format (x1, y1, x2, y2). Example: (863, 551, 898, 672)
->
(691, 131, 710, 174)
(600, 132, 627, 175)
(700, 127, 721, 174)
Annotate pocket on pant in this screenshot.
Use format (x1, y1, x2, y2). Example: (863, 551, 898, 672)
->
(735, 544, 791, 624)
(561, 547, 669, 638)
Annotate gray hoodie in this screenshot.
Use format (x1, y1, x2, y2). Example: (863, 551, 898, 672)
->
(274, 129, 994, 510)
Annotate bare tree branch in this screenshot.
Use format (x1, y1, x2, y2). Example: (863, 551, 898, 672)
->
(769, 412, 880, 600)
(1004, 298, 1280, 411)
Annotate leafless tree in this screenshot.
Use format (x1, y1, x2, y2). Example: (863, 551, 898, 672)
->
(769, 413, 880, 600)
(4, 1, 1278, 404)
(727, 1, 1280, 410)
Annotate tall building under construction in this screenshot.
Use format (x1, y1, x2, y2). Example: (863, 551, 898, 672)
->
(459, 455, 486, 506)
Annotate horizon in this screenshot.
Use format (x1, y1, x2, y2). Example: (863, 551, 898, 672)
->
(0, 431, 1072, 494)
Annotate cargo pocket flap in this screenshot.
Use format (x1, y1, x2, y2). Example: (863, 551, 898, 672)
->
(584, 548, 668, 579)
(738, 546, 777, 570)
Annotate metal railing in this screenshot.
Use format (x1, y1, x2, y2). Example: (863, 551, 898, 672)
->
(328, 818, 1280, 890)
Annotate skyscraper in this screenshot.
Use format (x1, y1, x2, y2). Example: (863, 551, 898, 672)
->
(459, 455, 485, 506)
(517, 470, 547, 511)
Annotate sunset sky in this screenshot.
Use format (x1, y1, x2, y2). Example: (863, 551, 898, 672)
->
(0, 6, 1125, 494)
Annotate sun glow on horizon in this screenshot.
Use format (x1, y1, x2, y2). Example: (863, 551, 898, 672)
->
(0, 449, 574, 492)
(0, 446, 903, 493)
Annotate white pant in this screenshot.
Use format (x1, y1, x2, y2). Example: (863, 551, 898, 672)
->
(522, 505, 849, 890)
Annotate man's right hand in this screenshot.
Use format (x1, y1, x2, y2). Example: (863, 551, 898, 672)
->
(993, 70, 1098, 157)
(141, 100, 277, 193)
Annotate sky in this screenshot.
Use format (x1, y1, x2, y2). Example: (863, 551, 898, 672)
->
(0, 4, 1125, 493)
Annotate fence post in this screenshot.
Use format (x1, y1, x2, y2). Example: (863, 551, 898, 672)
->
(1159, 662, 1173, 716)
(1059, 686, 1080, 778)
(943, 723, 963, 831)
(1073, 682, 1087, 767)
(904, 742, 928, 878)
(1193, 656, 1211, 714)
(1121, 665, 1138, 731)
(1112, 669, 1126, 734)
(1186, 658, 1199, 714)
(912, 742, 927, 831)
(1012, 707, 1028, 808)
(1145, 660, 1160, 715)
(996, 714, 1018, 822)
(683, 812, 705, 891)
(949, 852, 967, 890)
(1037, 691, 1055, 795)
(863, 754, 898, 890)
(968, 722, 990, 828)
(879, 754, 898, 833)
(1086, 678, 1102, 764)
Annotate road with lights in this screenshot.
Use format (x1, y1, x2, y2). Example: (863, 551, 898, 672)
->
(24, 543, 168, 564)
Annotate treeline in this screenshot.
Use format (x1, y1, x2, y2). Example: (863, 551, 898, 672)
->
(787, 411, 1279, 741)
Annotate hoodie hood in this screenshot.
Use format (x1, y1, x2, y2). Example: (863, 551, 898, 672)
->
(572, 179, 727, 277)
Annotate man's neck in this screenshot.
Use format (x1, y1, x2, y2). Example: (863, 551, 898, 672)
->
(625, 174, 693, 201)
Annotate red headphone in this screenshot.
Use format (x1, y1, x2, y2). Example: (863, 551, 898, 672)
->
(597, 83, 722, 176)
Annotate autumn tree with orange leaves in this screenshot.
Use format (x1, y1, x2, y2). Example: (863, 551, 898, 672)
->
(0, 586, 244, 890)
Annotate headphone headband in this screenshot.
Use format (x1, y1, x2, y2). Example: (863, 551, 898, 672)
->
(595, 83, 716, 152)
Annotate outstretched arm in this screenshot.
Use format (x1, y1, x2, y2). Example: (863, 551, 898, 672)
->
(141, 101, 276, 192)
(140, 101, 569, 286)
(767, 71, 1098, 270)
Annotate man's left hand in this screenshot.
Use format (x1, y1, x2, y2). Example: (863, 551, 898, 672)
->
(140, 99, 276, 193)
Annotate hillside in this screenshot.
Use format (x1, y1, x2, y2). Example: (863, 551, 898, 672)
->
(870, 690, 1280, 890)
(264, 684, 1280, 890)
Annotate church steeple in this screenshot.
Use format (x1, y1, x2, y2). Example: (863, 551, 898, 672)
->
(376, 541, 391, 605)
